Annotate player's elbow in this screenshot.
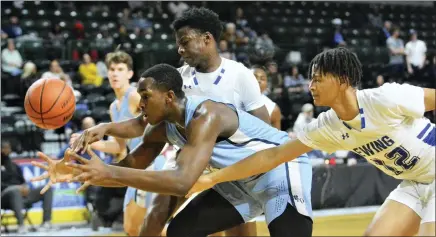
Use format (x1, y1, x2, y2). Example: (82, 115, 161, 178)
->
(171, 174, 195, 197)
(171, 182, 191, 197)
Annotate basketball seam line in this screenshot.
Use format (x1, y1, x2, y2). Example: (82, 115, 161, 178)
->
(39, 79, 47, 128)
(27, 83, 40, 114)
(42, 80, 67, 114)
(26, 99, 75, 120)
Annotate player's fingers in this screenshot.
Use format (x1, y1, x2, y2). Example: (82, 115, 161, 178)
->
(73, 134, 85, 153)
(40, 181, 52, 195)
(76, 182, 90, 194)
(30, 172, 49, 182)
(67, 152, 90, 164)
(37, 151, 53, 164)
(70, 173, 90, 183)
(31, 161, 49, 170)
(86, 147, 98, 159)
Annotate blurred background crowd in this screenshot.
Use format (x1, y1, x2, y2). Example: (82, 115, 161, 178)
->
(1, 0, 435, 234)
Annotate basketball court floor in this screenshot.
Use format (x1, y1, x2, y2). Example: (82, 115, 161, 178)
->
(1, 206, 378, 236)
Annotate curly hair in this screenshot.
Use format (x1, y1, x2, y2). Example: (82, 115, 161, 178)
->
(173, 7, 223, 41)
(308, 47, 362, 87)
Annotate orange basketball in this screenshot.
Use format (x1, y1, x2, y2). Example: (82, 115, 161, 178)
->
(24, 78, 76, 130)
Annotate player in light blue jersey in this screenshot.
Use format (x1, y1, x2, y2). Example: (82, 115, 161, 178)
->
(33, 63, 313, 237)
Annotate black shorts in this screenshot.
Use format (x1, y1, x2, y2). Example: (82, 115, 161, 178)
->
(166, 189, 313, 237)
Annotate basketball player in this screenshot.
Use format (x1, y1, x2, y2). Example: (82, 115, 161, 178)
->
(253, 65, 282, 129)
(32, 64, 313, 237)
(187, 47, 436, 236)
(69, 50, 165, 235)
(70, 7, 269, 236)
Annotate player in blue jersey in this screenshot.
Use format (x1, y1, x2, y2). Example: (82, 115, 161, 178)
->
(68, 50, 167, 234)
(31, 63, 313, 237)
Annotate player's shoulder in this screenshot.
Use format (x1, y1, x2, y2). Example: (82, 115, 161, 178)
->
(177, 64, 193, 79)
(224, 58, 252, 75)
(316, 109, 339, 128)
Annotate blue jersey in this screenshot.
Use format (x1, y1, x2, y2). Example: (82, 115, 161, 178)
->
(110, 86, 142, 151)
(166, 96, 290, 175)
(166, 96, 313, 223)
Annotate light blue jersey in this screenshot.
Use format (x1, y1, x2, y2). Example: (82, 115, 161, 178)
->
(166, 96, 313, 223)
(110, 86, 142, 151)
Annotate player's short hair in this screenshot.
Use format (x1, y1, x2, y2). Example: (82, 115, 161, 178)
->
(173, 7, 223, 42)
(140, 64, 185, 98)
(308, 47, 362, 87)
(105, 50, 133, 70)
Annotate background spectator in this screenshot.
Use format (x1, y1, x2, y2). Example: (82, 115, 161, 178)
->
(405, 29, 427, 83)
(1, 141, 54, 234)
(1, 39, 23, 76)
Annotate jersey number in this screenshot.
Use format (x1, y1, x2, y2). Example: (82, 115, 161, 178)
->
(371, 146, 420, 175)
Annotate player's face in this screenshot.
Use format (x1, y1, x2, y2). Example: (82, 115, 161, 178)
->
(254, 68, 268, 93)
(137, 77, 168, 125)
(108, 63, 133, 89)
(309, 71, 341, 106)
(176, 27, 208, 67)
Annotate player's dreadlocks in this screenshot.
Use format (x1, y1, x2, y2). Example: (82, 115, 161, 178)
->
(308, 47, 362, 87)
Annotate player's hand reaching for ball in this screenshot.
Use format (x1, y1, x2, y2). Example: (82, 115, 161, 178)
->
(65, 148, 113, 194)
(185, 173, 217, 198)
(30, 149, 80, 194)
(71, 123, 109, 154)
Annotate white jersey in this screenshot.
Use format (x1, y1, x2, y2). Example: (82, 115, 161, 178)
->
(177, 57, 264, 111)
(261, 94, 276, 116)
(297, 83, 435, 183)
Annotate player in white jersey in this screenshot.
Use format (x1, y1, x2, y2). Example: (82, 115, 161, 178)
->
(65, 8, 269, 236)
(253, 64, 282, 129)
(187, 47, 436, 236)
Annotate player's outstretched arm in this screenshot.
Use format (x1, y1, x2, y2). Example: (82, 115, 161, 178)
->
(107, 110, 222, 196)
(71, 115, 147, 153)
(187, 138, 313, 195)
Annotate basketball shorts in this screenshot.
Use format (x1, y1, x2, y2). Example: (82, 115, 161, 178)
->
(386, 179, 435, 224)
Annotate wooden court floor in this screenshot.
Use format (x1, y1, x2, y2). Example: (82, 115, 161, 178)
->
(106, 211, 375, 236)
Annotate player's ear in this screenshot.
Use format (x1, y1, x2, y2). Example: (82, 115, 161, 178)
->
(166, 90, 176, 104)
(204, 32, 212, 44)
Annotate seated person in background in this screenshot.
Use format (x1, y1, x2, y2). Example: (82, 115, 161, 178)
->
(1, 141, 54, 234)
(41, 59, 72, 86)
(284, 66, 308, 93)
(79, 53, 104, 87)
(1, 39, 23, 76)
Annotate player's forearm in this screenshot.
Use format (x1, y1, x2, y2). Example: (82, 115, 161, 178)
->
(91, 140, 125, 154)
(109, 166, 188, 196)
(208, 146, 286, 185)
(105, 116, 146, 139)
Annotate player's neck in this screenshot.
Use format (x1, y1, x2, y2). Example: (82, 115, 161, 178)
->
(167, 97, 187, 127)
(195, 53, 222, 73)
(113, 84, 130, 100)
(331, 88, 360, 121)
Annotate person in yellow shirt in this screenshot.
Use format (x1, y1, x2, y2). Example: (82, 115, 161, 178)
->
(79, 53, 103, 86)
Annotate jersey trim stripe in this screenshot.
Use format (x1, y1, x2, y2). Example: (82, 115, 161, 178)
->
(213, 68, 226, 85)
(359, 108, 366, 129)
(285, 163, 296, 207)
(225, 138, 280, 147)
(417, 123, 431, 139)
(422, 127, 435, 146)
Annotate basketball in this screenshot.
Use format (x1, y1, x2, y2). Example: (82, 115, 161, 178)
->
(24, 78, 76, 130)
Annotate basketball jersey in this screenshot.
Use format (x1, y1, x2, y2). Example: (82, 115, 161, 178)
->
(165, 96, 291, 179)
(178, 57, 264, 112)
(297, 83, 435, 183)
(261, 94, 277, 116)
(110, 86, 142, 151)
